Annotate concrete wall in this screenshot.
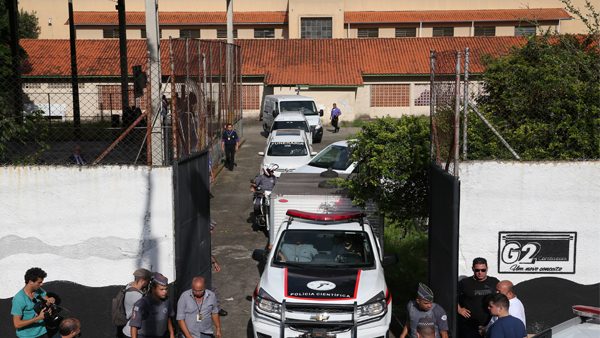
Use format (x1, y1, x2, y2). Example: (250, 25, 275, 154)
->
(0, 166, 174, 299)
(458, 161, 600, 285)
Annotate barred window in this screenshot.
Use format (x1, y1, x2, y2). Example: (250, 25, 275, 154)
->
(395, 27, 417, 38)
(301, 18, 332, 39)
(97, 85, 142, 110)
(413, 84, 431, 106)
(180, 29, 200, 39)
(102, 28, 119, 39)
(141, 29, 162, 38)
(474, 26, 496, 36)
(48, 83, 85, 89)
(217, 28, 238, 39)
(254, 28, 275, 39)
(370, 84, 410, 107)
(515, 25, 536, 36)
(23, 83, 42, 89)
(357, 28, 378, 38)
(432, 27, 454, 37)
(242, 85, 260, 110)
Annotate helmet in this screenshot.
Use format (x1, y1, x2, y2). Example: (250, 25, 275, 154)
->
(263, 163, 279, 175)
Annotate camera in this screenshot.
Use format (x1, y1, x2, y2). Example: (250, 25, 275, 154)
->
(33, 294, 63, 328)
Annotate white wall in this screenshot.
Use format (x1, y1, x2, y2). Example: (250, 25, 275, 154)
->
(0, 166, 174, 298)
(458, 161, 600, 285)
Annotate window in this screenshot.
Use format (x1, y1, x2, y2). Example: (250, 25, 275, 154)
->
(217, 28, 238, 39)
(474, 26, 496, 36)
(23, 83, 42, 89)
(432, 27, 454, 37)
(413, 84, 431, 106)
(515, 25, 536, 36)
(48, 83, 85, 89)
(141, 29, 162, 38)
(395, 27, 417, 38)
(254, 28, 275, 39)
(242, 85, 260, 110)
(102, 28, 119, 39)
(98, 85, 142, 110)
(370, 84, 410, 107)
(179, 29, 200, 39)
(267, 143, 308, 156)
(357, 28, 378, 38)
(301, 18, 332, 39)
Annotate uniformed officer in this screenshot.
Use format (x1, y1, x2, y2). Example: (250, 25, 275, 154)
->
(128, 273, 175, 338)
(399, 283, 449, 338)
(220, 123, 240, 171)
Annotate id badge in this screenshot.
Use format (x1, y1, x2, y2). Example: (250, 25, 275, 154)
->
(196, 313, 203, 322)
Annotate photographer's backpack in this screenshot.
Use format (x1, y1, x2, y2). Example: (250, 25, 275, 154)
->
(111, 285, 135, 326)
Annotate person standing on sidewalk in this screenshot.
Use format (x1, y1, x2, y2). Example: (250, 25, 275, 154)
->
(330, 103, 341, 133)
(220, 123, 240, 171)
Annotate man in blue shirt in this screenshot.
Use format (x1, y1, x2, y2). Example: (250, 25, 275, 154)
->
(11, 267, 56, 338)
(486, 293, 527, 338)
(330, 103, 342, 133)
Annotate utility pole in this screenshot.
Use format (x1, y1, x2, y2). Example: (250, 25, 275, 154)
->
(145, 0, 164, 165)
(6, 0, 22, 120)
(226, 0, 234, 124)
(68, 0, 81, 132)
(117, 0, 129, 112)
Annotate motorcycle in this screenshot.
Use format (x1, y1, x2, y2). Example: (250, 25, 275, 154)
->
(253, 185, 272, 230)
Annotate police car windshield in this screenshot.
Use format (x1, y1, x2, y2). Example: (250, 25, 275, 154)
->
(272, 121, 310, 133)
(273, 230, 375, 268)
(308, 145, 352, 170)
(280, 101, 318, 116)
(267, 143, 308, 156)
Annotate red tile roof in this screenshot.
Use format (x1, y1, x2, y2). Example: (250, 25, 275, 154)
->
(70, 11, 287, 26)
(345, 8, 571, 24)
(21, 37, 525, 86)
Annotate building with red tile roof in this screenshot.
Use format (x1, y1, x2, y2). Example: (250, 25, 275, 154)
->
(20, 37, 524, 120)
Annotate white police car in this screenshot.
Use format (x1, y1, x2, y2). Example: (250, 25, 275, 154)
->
(270, 112, 313, 144)
(251, 210, 396, 338)
(258, 129, 316, 177)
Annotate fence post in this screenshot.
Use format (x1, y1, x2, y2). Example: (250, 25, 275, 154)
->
(453, 51, 461, 177)
(169, 38, 179, 161)
(429, 50, 436, 161)
(462, 48, 470, 160)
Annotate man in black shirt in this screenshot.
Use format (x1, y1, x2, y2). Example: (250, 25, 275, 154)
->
(220, 123, 240, 171)
(457, 257, 500, 338)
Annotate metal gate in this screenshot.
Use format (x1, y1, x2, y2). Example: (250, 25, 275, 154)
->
(173, 150, 212, 298)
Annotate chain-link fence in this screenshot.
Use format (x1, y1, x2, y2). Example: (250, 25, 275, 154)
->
(0, 39, 241, 166)
(429, 48, 516, 176)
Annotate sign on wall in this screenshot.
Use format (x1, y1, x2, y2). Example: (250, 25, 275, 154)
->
(498, 232, 577, 274)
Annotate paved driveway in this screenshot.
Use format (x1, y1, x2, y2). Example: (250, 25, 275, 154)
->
(210, 119, 358, 337)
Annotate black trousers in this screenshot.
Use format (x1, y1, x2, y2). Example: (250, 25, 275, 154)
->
(331, 116, 339, 131)
(224, 143, 236, 170)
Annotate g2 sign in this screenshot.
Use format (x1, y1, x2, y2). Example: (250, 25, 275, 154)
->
(498, 232, 576, 274)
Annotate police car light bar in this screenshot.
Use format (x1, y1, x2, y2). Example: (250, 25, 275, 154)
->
(285, 209, 365, 222)
(572, 305, 600, 319)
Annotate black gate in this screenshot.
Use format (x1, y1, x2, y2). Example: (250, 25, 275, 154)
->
(428, 164, 460, 337)
(174, 150, 212, 299)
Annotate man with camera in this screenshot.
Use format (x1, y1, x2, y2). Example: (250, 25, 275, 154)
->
(11, 267, 56, 338)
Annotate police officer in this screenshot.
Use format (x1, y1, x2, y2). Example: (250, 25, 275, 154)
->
(220, 123, 240, 171)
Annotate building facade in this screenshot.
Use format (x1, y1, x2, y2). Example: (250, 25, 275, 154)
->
(19, 0, 587, 40)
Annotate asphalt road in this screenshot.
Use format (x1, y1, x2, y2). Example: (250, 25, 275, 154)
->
(209, 119, 359, 337)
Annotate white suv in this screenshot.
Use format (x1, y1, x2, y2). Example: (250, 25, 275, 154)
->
(251, 210, 396, 338)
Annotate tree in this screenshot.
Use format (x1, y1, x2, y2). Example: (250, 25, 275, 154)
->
(346, 116, 430, 223)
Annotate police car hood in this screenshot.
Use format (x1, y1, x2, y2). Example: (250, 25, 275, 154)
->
(261, 265, 384, 304)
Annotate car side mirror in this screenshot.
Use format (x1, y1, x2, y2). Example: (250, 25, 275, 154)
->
(258, 152, 265, 156)
(319, 109, 324, 116)
(382, 254, 398, 267)
(252, 249, 266, 262)
(273, 110, 279, 118)
(310, 151, 317, 156)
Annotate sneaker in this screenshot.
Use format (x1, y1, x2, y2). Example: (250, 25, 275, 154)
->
(219, 309, 228, 316)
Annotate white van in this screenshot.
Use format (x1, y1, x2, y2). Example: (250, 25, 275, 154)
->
(262, 95, 324, 143)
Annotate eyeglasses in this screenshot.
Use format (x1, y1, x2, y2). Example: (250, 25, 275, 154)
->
(473, 269, 487, 272)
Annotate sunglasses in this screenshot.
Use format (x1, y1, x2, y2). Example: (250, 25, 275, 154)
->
(473, 269, 487, 272)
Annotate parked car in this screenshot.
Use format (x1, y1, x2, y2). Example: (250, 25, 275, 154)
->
(258, 129, 316, 176)
(532, 305, 600, 338)
(294, 140, 357, 174)
(269, 111, 313, 144)
(262, 95, 324, 143)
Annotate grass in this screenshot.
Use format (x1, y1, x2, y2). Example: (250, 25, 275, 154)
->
(383, 220, 429, 320)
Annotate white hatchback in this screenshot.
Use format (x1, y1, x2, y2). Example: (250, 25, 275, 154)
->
(258, 129, 316, 176)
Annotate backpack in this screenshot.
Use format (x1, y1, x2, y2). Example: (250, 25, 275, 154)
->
(111, 285, 136, 326)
